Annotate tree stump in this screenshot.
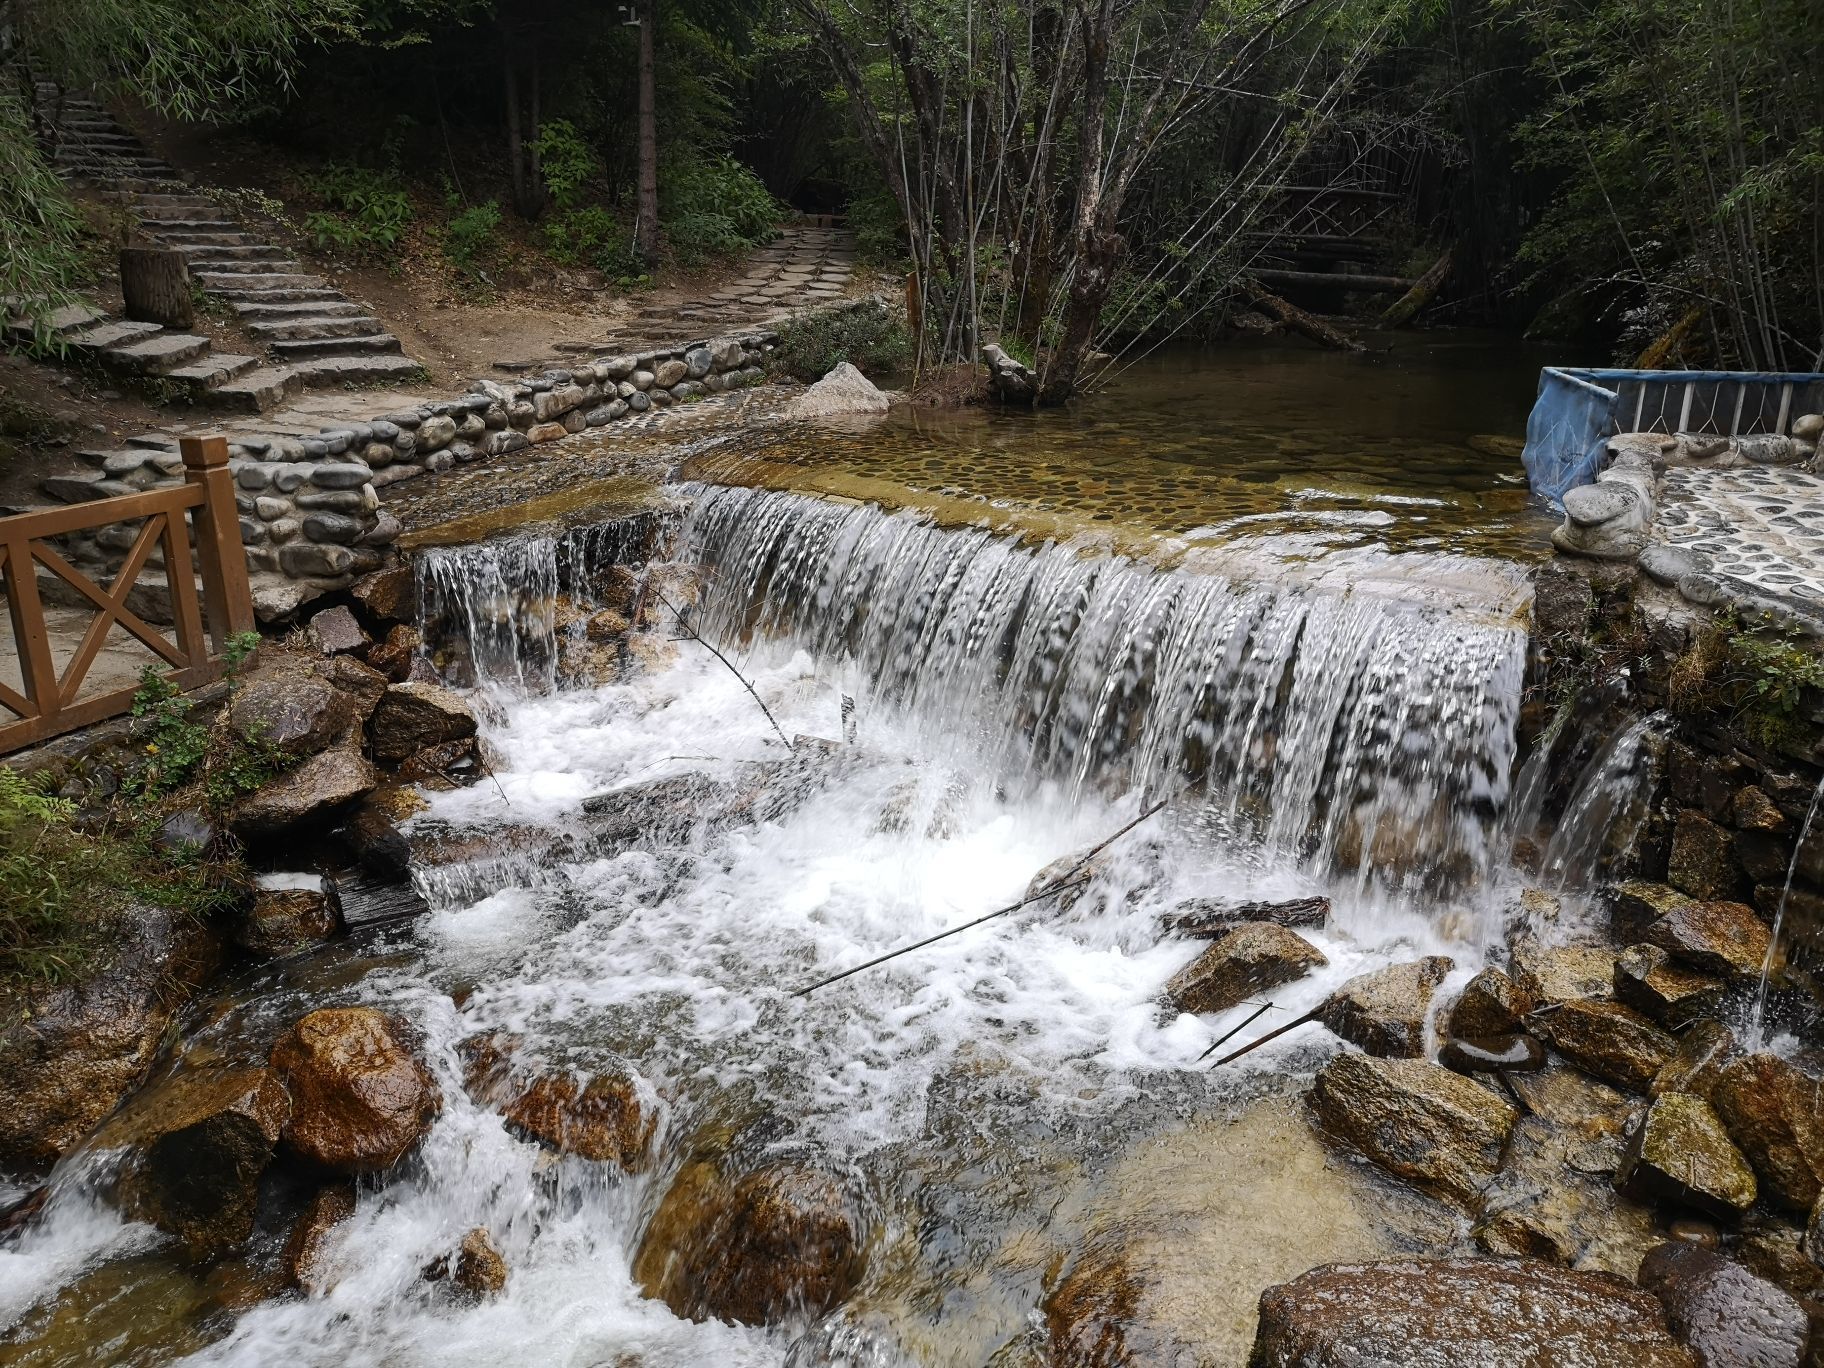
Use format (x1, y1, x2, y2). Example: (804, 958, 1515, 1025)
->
(120, 248, 193, 328)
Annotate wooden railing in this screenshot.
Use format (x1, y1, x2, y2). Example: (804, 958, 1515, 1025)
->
(0, 434, 254, 754)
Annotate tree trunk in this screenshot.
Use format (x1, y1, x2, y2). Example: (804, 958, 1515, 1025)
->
(1242, 279, 1365, 352)
(119, 248, 192, 328)
(634, 0, 660, 265)
(1378, 249, 1453, 328)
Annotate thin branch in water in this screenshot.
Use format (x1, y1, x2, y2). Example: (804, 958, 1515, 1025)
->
(656, 590, 795, 753)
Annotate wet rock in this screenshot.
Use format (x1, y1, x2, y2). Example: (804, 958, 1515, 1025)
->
(0, 904, 222, 1168)
(270, 1007, 440, 1173)
(580, 772, 753, 845)
(634, 1132, 866, 1328)
(1475, 1113, 1659, 1271)
(231, 744, 380, 839)
(1042, 1238, 1206, 1366)
(1739, 1224, 1824, 1355)
(425, 1227, 509, 1298)
(1447, 966, 1537, 1038)
(236, 880, 340, 957)
(1645, 895, 1773, 982)
(396, 736, 479, 787)
(1508, 1065, 1637, 1170)
(1736, 786, 1792, 833)
(461, 1035, 658, 1169)
(1615, 944, 1727, 1029)
(308, 605, 369, 656)
(1653, 1019, 1740, 1101)
(281, 1182, 356, 1292)
(102, 1066, 290, 1261)
(363, 624, 420, 683)
(1248, 1257, 1696, 1366)
(1638, 1241, 1810, 1368)
(315, 654, 388, 716)
(1712, 1053, 1824, 1212)
(1310, 1053, 1516, 1208)
(156, 809, 214, 856)
(1161, 894, 1329, 936)
(1164, 923, 1327, 1016)
(1528, 998, 1677, 1092)
(1319, 956, 1453, 1057)
(339, 804, 411, 880)
(1512, 938, 1617, 1005)
(368, 681, 478, 762)
(1620, 1093, 1758, 1218)
(1440, 1033, 1547, 1074)
(228, 676, 352, 757)
(348, 566, 415, 626)
(1669, 809, 1739, 899)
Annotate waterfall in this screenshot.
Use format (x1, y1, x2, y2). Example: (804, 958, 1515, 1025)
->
(675, 484, 1528, 898)
(1535, 713, 1670, 893)
(1752, 771, 1824, 1044)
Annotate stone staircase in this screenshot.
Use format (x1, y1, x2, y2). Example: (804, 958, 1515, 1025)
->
(34, 84, 423, 411)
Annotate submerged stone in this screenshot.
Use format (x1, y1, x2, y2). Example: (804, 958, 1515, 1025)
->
(461, 1034, 658, 1169)
(1619, 1092, 1758, 1219)
(1164, 923, 1327, 1016)
(1319, 956, 1453, 1057)
(1475, 1113, 1658, 1272)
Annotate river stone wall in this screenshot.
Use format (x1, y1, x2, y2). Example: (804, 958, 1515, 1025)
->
(48, 332, 776, 620)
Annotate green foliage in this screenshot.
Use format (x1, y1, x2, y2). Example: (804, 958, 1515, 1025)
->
(127, 633, 277, 808)
(662, 154, 782, 263)
(303, 164, 414, 256)
(772, 301, 910, 380)
(542, 206, 647, 282)
(0, 91, 87, 346)
(1666, 617, 1824, 752)
(532, 120, 598, 212)
(443, 199, 501, 276)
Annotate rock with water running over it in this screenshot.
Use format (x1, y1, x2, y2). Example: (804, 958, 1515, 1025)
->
(1652, 1020, 1740, 1101)
(1447, 966, 1538, 1039)
(461, 1034, 658, 1169)
(1248, 1257, 1697, 1367)
(1620, 1092, 1758, 1218)
(1164, 923, 1327, 1017)
(1639, 1241, 1811, 1368)
(1528, 998, 1676, 1093)
(1712, 1053, 1824, 1213)
(1614, 944, 1727, 1029)
(367, 681, 477, 762)
(228, 675, 353, 757)
(423, 1227, 509, 1298)
(1645, 895, 1773, 982)
(635, 1124, 867, 1328)
(1309, 1053, 1516, 1208)
(1319, 956, 1453, 1057)
(231, 743, 380, 839)
(1669, 810, 1740, 900)
(100, 1065, 290, 1261)
(1511, 938, 1617, 1006)
(281, 1182, 357, 1292)
(236, 880, 340, 957)
(270, 1007, 440, 1173)
(1161, 894, 1329, 937)
(1474, 1112, 1659, 1270)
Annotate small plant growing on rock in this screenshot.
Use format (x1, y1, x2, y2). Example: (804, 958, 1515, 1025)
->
(127, 633, 279, 807)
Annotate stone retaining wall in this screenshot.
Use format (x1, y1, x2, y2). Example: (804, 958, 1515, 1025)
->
(51, 331, 776, 619)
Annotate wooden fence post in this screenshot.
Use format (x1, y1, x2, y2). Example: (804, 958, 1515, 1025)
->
(179, 435, 255, 650)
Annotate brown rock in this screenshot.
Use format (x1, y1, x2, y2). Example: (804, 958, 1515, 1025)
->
(1248, 1257, 1697, 1366)
(1712, 1053, 1824, 1212)
(584, 608, 631, 644)
(236, 881, 340, 958)
(348, 566, 416, 626)
(368, 681, 477, 762)
(281, 1182, 357, 1292)
(232, 744, 381, 839)
(1735, 786, 1793, 833)
(461, 1035, 658, 1169)
(1646, 896, 1773, 982)
(364, 624, 421, 683)
(453, 1227, 508, 1298)
(1319, 957, 1453, 1057)
(1448, 966, 1537, 1039)
(1528, 998, 1677, 1093)
(1309, 1053, 1516, 1208)
(228, 676, 353, 757)
(1638, 1241, 1810, 1368)
(1041, 1238, 1204, 1367)
(1511, 938, 1616, 1006)
(270, 1007, 440, 1173)
(102, 1066, 290, 1261)
(1614, 944, 1726, 1029)
(316, 654, 388, 717)
(1619, 1093, 1758, 1219)
(1652, 1019, 1740, 1101)
(308, 605, 370, 656)
(1739, 1225, 1824, 1360)
(1669, 809, 1738, 899)
(396, 736, 479, 786)
(1163, 924, 1326, 1016)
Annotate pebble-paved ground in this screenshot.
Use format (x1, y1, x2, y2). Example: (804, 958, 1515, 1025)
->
(1655, 465, 1824, 605)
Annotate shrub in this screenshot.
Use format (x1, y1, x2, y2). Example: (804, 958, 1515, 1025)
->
(662, 154, 782, 263)
(127, 633, 280, 808)
(533, 120, 598, 212)
(303, 164, 413, 256)
(772, 300, 911, 380)
(543, 206, 648, 283)
(444, 200, 502, 276)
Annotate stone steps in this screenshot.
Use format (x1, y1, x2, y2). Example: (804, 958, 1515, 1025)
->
(205, 366, 307, 414)
(287, 354, 422, 387)
(234, 300, 367, 324)
(270, 333, 402, 360)
(246, 314, 385, 341)
(194, 271, 328, 292)
(64, 320, 165, 350)
(170, 242, 293, 264)
(163, 353, 261, 391)
(104, 332, 214, 375)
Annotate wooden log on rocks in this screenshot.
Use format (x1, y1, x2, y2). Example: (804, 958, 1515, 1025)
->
(1252, 269, 1417, 294)
(1162, 894, 1330, 937)
(120, 247, 193, 328)
(1240, 280, 1364, 352)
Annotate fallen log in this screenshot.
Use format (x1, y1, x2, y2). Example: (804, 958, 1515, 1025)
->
(1378, 248, 1453, 329)
(1240, 280, 1364, 353)
(1253, 269, 1417, 294)
(1163, 894, 1330, 937)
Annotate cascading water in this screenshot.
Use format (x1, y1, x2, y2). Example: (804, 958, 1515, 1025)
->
(1751, 771, 1824, 1044)
(1534, 712, 1670, 895)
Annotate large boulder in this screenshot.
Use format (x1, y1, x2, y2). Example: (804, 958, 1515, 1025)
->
(231, 744, 380, 839)
(0, 904, 222, 1168)
(460, 1034, 658, 1169)
(1164, 924, 1327, 1016)
(1638, 1241, 1810, 1368)
(634, 1123, 866, 1328)
(784, 362, 892, 420)
(228, 676, 353, 757)
(100, 1065, 290, 1261)
(1310, 1054, 1516, 1208)
(1528, 998, 1676, 1092)
(1249, 1257, 1697, 1366)
(1712, 1053, 1824, 1212)
(1619, 1092, 1757, 1219)
(368, 682, 478, 762)
(1644, 895, 1773, 982)
(1320, 957, 1453, 1057)
(269, 1007, 440, 1173)
(1475, 1113, 1658, 1272)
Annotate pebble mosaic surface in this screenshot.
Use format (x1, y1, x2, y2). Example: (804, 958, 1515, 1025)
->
(1656, 466, 1824, 603)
